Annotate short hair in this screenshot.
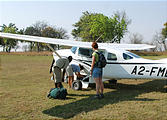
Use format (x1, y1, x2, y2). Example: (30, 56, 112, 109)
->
(92, 42, 98, 49)
(68, 56, 73, 63)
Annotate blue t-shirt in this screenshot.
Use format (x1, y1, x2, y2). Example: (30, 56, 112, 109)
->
(71, 64, 80, 72)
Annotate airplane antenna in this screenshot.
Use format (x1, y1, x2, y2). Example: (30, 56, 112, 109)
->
(95, 34, 103, 42)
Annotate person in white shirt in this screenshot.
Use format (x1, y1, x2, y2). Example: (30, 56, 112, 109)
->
(50, 56, 73, 88)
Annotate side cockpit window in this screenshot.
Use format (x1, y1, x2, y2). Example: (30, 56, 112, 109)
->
(107, 53, 117, 61)
(126, 52, 141, 58)
(78, 48, 93, 58)
(123, 53, 133, 60)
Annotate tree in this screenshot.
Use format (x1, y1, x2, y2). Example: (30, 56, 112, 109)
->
(112, 11, 131, 43)
(42, 27, 68, 39)
(161, 22, 167, 50)
(129, 33, 143, 44)
(152, 32, 165, 51)
(0, 28, 3, 46)
(14, 45, 20, 52)
(0, 38, 2, 46)
(161, 22, 167, 39)
(0, 23, 18, 52)
(42, 26, 69, 50)
(0, 24, 7, 49)
(24, 21, 48, 52)
(22, 45, 28, 52)
(152, 22, 167, 51)
(72, 11, 131, 43)
(24, 26, 38, 52)
(24, 21, 69, 51)
(56, 27, 69, 39)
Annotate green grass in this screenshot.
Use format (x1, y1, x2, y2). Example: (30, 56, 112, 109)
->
(0, 54, 167, 120)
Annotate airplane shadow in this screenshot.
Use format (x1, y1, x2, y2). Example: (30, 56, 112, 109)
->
(42, 79, 166, 119)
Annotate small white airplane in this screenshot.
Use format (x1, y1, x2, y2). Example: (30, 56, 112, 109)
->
(0, 32, 167, 90)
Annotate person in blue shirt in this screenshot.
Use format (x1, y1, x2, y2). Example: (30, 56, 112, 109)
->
(66, 64, 84, 88)
(71, 64, 84, 77)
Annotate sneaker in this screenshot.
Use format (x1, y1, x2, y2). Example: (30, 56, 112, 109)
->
(100, 94, 104, 99)
(93, 94, 100, 99)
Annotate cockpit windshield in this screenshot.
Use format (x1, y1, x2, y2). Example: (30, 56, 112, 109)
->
(71, 47, 77, 54)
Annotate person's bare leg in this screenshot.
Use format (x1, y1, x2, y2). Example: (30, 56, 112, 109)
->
(68, 76, 72, 88)
(94, 78, 100, 95)
(99, 78, 104, 94)
(71, 76, 74, 87)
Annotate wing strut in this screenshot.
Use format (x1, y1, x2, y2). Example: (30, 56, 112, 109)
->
(46, 44, 61, 58)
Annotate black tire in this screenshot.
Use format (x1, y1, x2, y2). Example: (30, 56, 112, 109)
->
(72, 80, 82, 90)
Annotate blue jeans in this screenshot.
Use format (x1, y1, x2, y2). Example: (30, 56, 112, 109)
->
(92, 67, 102, 78)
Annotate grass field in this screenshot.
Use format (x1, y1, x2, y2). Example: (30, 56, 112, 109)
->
(0, 53, 167, 120)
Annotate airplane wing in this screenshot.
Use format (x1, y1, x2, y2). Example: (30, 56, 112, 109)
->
(0, 32, 155, 50)
(99, 43, 155, 50)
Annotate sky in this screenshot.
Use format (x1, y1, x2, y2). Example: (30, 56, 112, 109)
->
(0, 0, 167, 45)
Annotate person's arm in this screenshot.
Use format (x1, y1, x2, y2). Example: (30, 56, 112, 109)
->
(75, 72, 84, 78)
(90, 56, 96, 75)
(49, 59, 55, 74)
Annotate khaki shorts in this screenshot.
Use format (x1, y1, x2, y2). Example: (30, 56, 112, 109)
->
(53, 66, 62, 83)
(66, 65, 73, 76)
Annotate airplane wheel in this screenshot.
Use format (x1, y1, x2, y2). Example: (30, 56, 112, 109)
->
(72, 80, 82, 90)
(109, 79, 117, 84)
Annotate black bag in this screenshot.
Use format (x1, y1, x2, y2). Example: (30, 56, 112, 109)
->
(95, 52, 107, 68)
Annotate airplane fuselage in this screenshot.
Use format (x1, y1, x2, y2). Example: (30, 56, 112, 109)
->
(54, 47, 167, 83)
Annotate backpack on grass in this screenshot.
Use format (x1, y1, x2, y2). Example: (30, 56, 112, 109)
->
(47, 87, 68, 99)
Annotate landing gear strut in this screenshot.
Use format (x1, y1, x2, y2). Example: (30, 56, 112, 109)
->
(165, 79, 167, 93)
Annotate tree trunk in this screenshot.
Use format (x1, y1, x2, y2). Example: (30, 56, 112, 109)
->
(163, 43, 167, 51)
(37, 43, 40, 52)
(3, 46, 5, 52)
